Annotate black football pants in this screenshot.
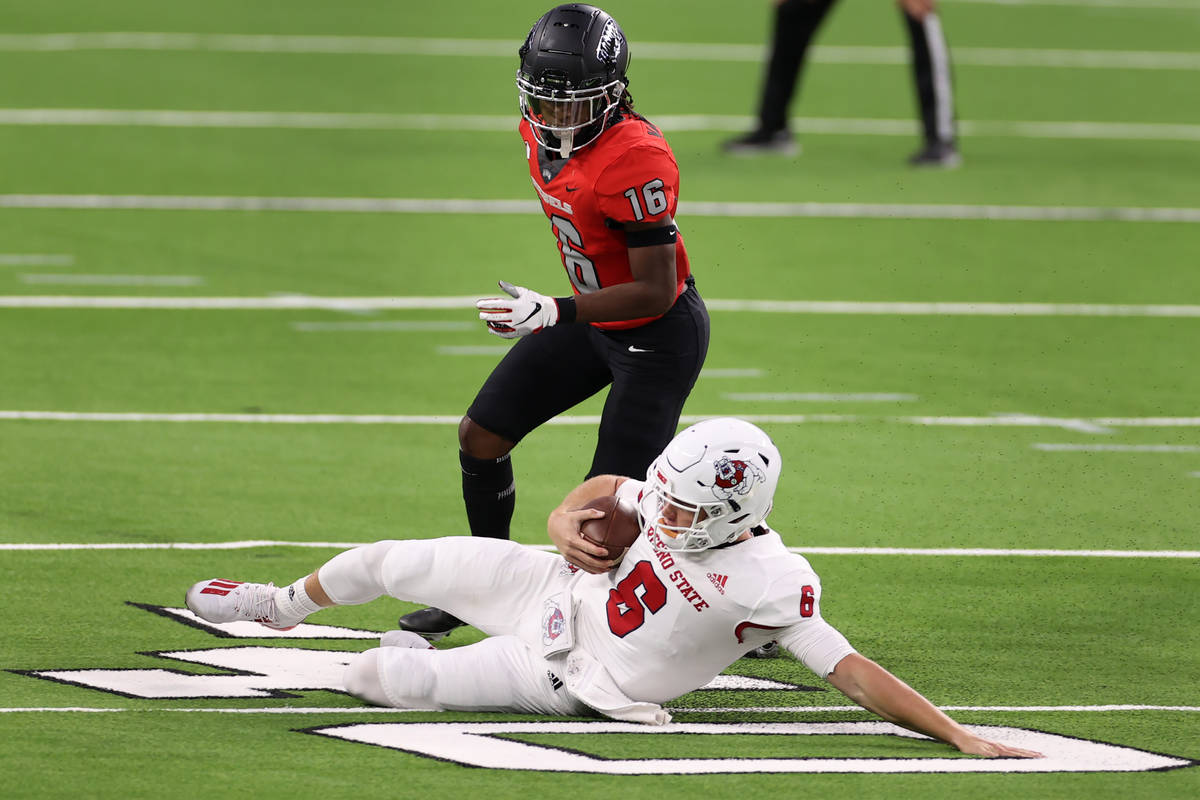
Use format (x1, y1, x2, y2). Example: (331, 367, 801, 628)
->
(756, 0, 957, 145)
(466, 282, 709, 480)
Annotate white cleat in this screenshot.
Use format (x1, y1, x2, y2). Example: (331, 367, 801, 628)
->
(380, 630, 437, 650)
(185, 579, 297, 631)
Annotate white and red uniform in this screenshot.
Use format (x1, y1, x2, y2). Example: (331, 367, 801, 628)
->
(319, 480, 855, 724)
(570, 479, 855, 707)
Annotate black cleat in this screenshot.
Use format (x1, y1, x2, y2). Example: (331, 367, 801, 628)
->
(744, 640, 780, 659)
(396, 607, 465, 641)
(908, 140, 962, 168)
(722, 129, 799, 157)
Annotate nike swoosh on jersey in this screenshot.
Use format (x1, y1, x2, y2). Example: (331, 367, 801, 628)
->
(627, 345, 654, 353)
(564, 185, 580, 192)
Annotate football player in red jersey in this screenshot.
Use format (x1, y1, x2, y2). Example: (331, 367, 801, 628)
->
(397, 4, 710, 640)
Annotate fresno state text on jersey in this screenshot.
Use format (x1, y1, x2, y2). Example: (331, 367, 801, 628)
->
(520, 116, 692, 331)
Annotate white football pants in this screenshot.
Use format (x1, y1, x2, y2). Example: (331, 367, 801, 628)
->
(319, 537, 590, 716)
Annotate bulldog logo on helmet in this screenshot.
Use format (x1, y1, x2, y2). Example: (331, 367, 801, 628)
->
(711, 457, 764, 500)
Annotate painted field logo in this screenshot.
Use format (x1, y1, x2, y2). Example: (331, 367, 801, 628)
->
(13, 602, 1197, 775)
(307, 721, 1197, 774)
(17, 603, 808, 700)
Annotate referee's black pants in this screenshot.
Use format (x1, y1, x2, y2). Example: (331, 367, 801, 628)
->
(757, 0, 957, 146)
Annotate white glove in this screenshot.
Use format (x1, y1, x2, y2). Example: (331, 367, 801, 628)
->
(476, 280, 559, 338)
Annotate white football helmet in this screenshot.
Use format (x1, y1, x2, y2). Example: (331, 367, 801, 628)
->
(644, 418, 782, 552)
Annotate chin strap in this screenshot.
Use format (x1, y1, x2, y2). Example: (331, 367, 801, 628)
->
(557, 129, 574, 158)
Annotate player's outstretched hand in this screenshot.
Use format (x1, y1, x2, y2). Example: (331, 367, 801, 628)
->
(477, 280, 559, 337)
(547, 506, 623, 574)
(955, 734, 1043, 759)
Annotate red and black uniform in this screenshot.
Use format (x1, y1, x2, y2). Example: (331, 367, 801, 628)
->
(467, 112, 709, 481)
(519, 115, 692, 329)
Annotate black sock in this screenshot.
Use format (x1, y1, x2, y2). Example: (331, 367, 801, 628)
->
(460, 451, 515, 539)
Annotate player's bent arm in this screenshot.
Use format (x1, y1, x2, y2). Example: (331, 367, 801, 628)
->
(825, 653, 1043, 758)
(573, 218, 678, 323)
(547, 475, 628, 574)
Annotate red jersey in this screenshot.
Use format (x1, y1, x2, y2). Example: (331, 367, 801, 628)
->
(519, 115, 692, 331)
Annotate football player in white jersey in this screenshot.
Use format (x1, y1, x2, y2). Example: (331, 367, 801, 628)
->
(185, 417, 1040, 758)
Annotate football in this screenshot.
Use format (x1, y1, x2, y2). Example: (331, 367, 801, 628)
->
(577, 495, 641, 559)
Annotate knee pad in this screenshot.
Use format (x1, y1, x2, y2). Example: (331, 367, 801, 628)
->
(346, 646, 439, 710)
(343, 649, 392, 707)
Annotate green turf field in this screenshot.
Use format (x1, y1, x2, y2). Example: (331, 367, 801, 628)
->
(1, 0, 1197, 796)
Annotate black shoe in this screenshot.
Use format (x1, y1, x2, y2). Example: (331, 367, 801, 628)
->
(722, 129, 799, 157)
(396, 607, 465, 641)
(744, 640, 780, 659)
(908, 140, 962, 168)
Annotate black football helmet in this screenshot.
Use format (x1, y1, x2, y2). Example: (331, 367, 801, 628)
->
(517, 4, 630, 157)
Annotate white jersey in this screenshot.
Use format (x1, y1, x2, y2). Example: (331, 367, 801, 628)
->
(569, 479, 856, 705)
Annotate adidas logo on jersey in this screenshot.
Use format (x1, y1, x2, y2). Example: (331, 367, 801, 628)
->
(707, 573, 728, 594)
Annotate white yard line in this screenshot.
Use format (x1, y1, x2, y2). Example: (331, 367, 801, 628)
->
(910, 414, 1115, 434)
(945, 47, 1200, 70)
(0, 541, 372, 550)
(291, 320, 472, 332)
(3, 296, 1199, 316)
(0, 411, 462, 424)
(1, 541, 1196, 558)
(0, 710, 427, 714)
(18, 273, 202, 286)
(4, 194, 1200, 223)
(703, 300, 1200, 315)
(1, 33, 1198, 70)
(1, 411, 1198, 433)
(701, 368, 766, 378)
(682, 201, 1200, 223)
(7, 110, 1200, 143)
(2, 704, 1197, 714)
(1096, 417, 1200, 426)
(799, 547, 1200, 557)
(956, 119, 1200, 142)
(0, 109, 521, 131)
(724, 393, 917, 403)
(946, 0, 1200, 9)
(1033, 443, 1200, 452)
(4, 410, 1191, 445)
(0, 194, 536, 214)
(0, 253, 74, 266)
(0, 295, 479, 309)
(679, 704, 1200, 713)
(436, 345, 511, 355)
